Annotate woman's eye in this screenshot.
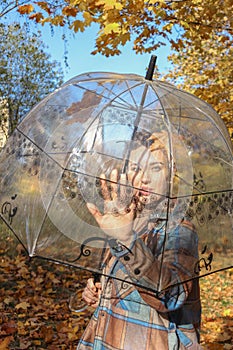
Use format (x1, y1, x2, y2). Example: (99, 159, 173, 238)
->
(151, 165, 162, 172)
(130, 165, 140, 172)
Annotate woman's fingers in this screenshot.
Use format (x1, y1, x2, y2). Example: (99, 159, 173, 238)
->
(119, 173, 132, 203)
(99, 173, 111, 200)
(87, 169, 139, 225)
(110, 169, 118, 200)
(82, 288, 98, 305)
(101, 169, 134, 204)
(86, 277, 96, 290)
(95, 282, 102, 291)
(87, 278, 102, 294)
(82, 278, 101, 306)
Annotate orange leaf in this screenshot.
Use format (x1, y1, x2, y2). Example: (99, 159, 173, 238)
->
(0, 337, 12, 350)
(18, 4, 34, 14)
(29, 12, 44, 22)
(71, 20, 85, 32)
(36, 1, 52, 14)
(62, 6, 78, 17)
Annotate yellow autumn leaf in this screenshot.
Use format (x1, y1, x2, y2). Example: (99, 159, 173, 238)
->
(96, 0, 105, 6)
(15, 301, 31, 310)
(120, 32, 131, 45)
(71, 19, 85, 32)
(83, 11, 92, 25)
(115, 2, 123, 10)
(145, 0, 166, 3)
(104, 0, 115, 9)
(0, 337, 11, 350)
(103, 23, 121, 34)
(33, 340, 42, 346)
(3, 297, 14, 305)
(96, 0, 123, 10)
(162, 23, 173, 32)
(73, 324, 80, 334)
(69, 0, 80, 5)
(179, 20, 190, 29)
(223, 309, 231, 317)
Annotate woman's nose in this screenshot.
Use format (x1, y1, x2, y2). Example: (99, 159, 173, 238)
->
(141, 170, 151, 183)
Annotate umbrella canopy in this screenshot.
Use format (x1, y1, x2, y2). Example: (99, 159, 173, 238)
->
(0, 68, 232, 293)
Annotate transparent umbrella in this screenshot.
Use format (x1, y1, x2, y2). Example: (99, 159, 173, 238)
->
(0, 57, 232, 296)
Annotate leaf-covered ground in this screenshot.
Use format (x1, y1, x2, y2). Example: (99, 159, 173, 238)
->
(0, 235, 232, 349)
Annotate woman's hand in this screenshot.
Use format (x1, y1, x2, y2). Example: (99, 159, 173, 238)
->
(86, 169, 138, 246)
(82, 278, 102, 308)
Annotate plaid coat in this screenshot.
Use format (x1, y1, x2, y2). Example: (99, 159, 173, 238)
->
(77, 220, 202, 350)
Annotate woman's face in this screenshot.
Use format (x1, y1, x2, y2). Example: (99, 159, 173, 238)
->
(127, 145, 169, 208)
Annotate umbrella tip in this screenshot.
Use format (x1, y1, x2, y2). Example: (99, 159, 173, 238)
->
(145, 55, 157, 81)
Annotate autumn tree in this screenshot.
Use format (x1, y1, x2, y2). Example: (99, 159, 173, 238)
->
(12, 0, 233, 57)
(0, 23, 64, 136)
(2, 1, 233, 134)
(163, 34, 233, 136)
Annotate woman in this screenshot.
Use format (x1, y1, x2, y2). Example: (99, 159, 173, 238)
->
(77, 133, 202, 350)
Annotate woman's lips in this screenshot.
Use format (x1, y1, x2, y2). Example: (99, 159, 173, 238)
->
(139, 187, 153, 196)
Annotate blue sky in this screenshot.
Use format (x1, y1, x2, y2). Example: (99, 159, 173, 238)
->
(39, 24, 172, 82)
(4, 10, 172, 82)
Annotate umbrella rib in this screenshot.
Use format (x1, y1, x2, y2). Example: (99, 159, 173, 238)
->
(68, 165, 169, 199)
(24, 253, 233, 295)
(0, 214, 29, 255)
(153, 81, 233, 154)
(74, 80, 144, 110)
(68, 81, 147, 153)
(144, 84, 173, 292)
(101, 79, 146, 110)
(70, 81, 150, 154)
(156, 156, 173, 292)
(124, 79, 139, 108)
(15, 127, 65, 170)
(30, 173, 67, 255)
(29, 254, 172, 295)
(160, 265, 233, 292)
